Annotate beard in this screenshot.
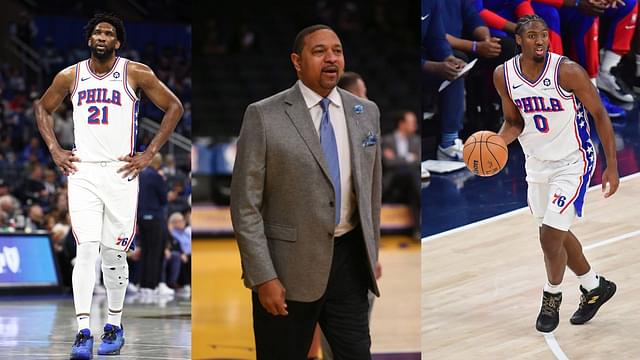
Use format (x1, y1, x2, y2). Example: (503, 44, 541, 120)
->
(90, 45, 115, 61)
(532, 47, 546, 63)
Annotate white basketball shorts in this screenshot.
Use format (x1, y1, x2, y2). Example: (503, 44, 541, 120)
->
(68, 161, 138, 251)
(525, 149, 595, 231)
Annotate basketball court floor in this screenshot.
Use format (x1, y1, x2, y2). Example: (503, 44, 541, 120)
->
(0, 294, 191, 359)
(192, 235, 420, 360)
(421, 106, 640, 358)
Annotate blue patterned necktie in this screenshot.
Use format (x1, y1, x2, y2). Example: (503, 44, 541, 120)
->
(319, 97, 341, 225)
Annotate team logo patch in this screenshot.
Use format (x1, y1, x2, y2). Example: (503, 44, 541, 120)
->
(116, 233, 129, 247)
(552, 192, 567, 208)
(543, 78, 551, 86)
(113, 71, 121, 79)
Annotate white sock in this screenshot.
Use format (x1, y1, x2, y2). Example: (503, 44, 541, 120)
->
(635, 54, 640, 76)
(601, 50, 622, 74)
(77, 314, 90, 332)
(544, 281, 562, 294)
(73, 242, 100, 331)
(107, 309, 122, 327)
(577, 268, 600, 291)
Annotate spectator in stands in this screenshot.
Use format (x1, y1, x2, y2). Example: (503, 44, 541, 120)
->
(51, 223, 74, 287)
(43, 168, 58, 195)
(163, 153, 187, 189)
(167, 180, 190, 216)
(41, 36, 65, 75)
(160, 212, 191, 294)
(337, 71, 367, 98)
(530, 0, 636, 115)
(27, 204, 45, 230)
(20, 137, 47, 165)
(477, 1, 564, 56)
(0, 194, 18, 217)
(53, 105, 74, 149)
(137, 153, 172, 296)
(19, 163, 49, 207)
(44, 212, 58, 231)
(8, 11, 38, 47)
(54, 191, 68, 213)
(0, 178, 9, 197)
(422, 0, 466, 164)
(7, 66, 27, 96)
(0, 151, 20, 182)
(0, 195, 18, 228)
(382, 110, 421, 239)
(439, 0, 516, 160)
(444, 0, 502, 60)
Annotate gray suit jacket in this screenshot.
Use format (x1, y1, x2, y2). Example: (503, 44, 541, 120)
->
(230, 83, 382, 302)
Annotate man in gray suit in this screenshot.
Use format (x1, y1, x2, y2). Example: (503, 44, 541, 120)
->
(231, 24, 381, 359)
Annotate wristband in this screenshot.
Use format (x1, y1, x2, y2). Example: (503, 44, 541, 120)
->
(472, 41, 477, 53)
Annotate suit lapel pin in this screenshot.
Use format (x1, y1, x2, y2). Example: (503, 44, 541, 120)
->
(353, 104, 363, 114)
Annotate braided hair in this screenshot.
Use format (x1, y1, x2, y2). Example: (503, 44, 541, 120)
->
(515, 14, 548, 36)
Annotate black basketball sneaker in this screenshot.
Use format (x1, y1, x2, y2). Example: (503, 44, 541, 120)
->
(536, 291, 562, 333)
(570, 276, 617, 325)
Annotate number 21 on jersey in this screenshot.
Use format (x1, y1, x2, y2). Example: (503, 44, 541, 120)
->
(88, 106, 109, 124)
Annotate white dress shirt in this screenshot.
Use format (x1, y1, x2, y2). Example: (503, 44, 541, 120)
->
(394, 131, 410, 160)
(298, 80, 356, 236)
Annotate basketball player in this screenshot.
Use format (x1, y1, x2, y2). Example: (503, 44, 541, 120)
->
(493, 15, 619, 333)
(35, 14, 183, 359)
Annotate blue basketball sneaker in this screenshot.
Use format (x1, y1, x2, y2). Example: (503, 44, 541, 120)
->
(97, 323, 125, 355)
(70, 328, 93, 359)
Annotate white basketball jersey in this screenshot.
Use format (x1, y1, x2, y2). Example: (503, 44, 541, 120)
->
(503, 52, 594, 165)
(71, 57, 139, 162)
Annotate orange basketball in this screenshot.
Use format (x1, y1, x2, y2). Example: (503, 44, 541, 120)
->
(463, 131, 508, 177)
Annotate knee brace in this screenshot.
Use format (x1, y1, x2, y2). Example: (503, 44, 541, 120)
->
(100, 245, 129, 290)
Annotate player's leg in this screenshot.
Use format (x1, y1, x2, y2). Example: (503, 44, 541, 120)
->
(539, 224, 569, 286)
(68, 174, 104, 359)
(96, 167, 138, 355)
(437, 66, 465, 161)
(555, 159, 616, 325)
(559, 8, 598, 78)
(563, 230, 590, 276)
(535, 210, 575, 333)
(528, 175, 568, 333)
(562, 230, 616, 325)
(97, 244, 128, 355)
(598, 0, 637, 102)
